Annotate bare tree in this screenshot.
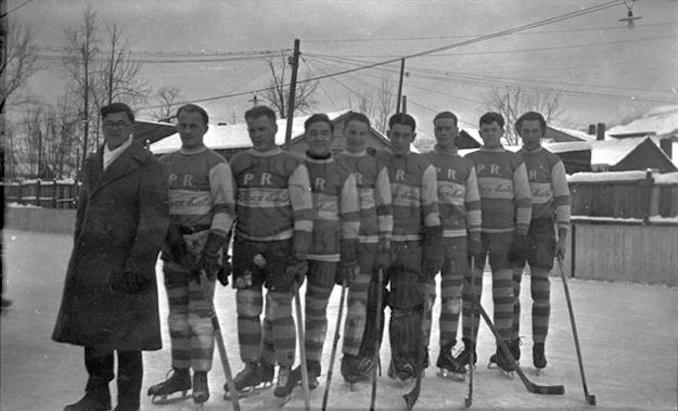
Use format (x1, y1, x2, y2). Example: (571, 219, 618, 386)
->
(153, 86, 183, 121)
(63, 6, 99, 171)
(484, 86, 564, 145)
(345, 78, 395, 134)
(0, 20, 41, 113)
(262, 55, 318, 119)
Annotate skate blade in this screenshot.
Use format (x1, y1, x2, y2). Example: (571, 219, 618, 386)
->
(436, 369, 466, 382)
(223, 383, 269, 401)
(274, 394, 292, 407)
(533, 367, 546, 376)
(150, 391, 190, 405)
(192, 392, 209, 404)
(499, 369, 515, 379)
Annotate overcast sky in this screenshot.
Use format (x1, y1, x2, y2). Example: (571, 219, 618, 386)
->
(7, 0, 678, 136)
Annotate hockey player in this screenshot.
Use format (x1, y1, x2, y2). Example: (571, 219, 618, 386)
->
(423, 112, 482, 380)
(284, 113, 361, 390)
(509, 111, 570, 372)
(369, 113, 443, 384)
(334, 112, 393, 383)
(147, 104, 235, 406)
(226, 105, 313, 401)
(457, 112, 532, 374)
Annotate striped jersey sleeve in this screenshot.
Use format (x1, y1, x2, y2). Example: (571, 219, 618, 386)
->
(513, 160, 532, 235)
(551, 160, 571, 234)
(375, 164, 393, 242)
(465, 165, 482, 233)
(289, 163, 313, 234)
(340, 172, 360, 241)
(208, 161, 236, 237)
(422, 164, 441, 228)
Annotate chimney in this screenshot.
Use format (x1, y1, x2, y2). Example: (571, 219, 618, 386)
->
(596, 123, 605, 141)
(660, 138, 673, 159)
(588, 124, 596, 135)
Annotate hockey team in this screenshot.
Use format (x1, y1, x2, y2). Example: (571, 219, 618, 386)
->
(55, 101, 570, 411)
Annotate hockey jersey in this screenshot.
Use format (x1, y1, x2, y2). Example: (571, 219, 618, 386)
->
(425, 146, 482, 238)
(161, 147, 235, 237)
(230, 147, 313, 242)
(335, 150, 393, 244)
(517, 146, 571, 234)
(465, 147, 532, 235)
(376, 150, 440, 242)
(305, 154, 360, 262)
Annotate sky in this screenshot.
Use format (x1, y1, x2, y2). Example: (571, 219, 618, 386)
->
(6, 0, 678, 137)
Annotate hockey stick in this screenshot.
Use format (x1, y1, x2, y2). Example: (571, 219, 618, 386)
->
(557, 257, 596, 405)
(369, 268, 384, 411)
(465, 256, 476, 408)
(293, 283, 312, 411)
(197, 270, 241, 411)
(321, 279, 349, 411)
(477, 303, 565, 395)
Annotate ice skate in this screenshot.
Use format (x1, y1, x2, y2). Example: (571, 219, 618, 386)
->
(436, 343, 466, 382)
(191, 371, 209, 406)
(387, 358, 415, 387)
(63, 391, 111, 411)
(533, 342, 547, 375)
(495, 343, 517, 379)
(223, 361, 274, 400)
(147, 368, 191, 405)
(488, 338, 520, 369)
(454, 338, 477, 373)
(287, 360, 321, 391)
(273, 365, 293, 406)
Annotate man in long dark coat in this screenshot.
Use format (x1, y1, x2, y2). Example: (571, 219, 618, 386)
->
(52, 102, 169, 411)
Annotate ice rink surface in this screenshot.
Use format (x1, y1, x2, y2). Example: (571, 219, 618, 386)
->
(2, 230, 676, 410)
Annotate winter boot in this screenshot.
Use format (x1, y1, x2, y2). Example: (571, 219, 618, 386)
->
(191, 371, 209, 404)
(436, 341, 465, 380)
(454, 338, 477, 368)
(533, 342, 547, 370)
(147, 367, 191, 403)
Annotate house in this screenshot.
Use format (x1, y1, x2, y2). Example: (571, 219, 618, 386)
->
(133, 119, 176, 145)
(588, 137, 676, 173)
(150, 110, 406, 159)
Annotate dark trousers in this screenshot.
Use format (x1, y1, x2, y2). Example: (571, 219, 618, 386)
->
(85, 346, 143, 408)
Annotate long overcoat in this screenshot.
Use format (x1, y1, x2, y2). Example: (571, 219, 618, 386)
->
(52, 141, 169, 351)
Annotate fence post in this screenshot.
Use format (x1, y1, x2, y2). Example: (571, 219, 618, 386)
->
(570, 224, 576, 278)
(53, 179, 58, 208)
(73, 179, 79, 209)
(17, 181, 23, 205)
(643, 169, 654, 224)
(36, 179, 41, 207)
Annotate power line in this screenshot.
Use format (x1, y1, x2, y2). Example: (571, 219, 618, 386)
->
(1, 0, 35, 17)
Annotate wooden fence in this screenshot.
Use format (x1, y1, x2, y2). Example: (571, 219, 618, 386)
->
(3, 179, 80, 209)
(568, 170, 678, 219)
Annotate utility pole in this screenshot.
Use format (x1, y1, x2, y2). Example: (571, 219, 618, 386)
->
(248, 94, 259, 107)
(396, 58, 406, 113)
(401, 95, 407, 114)
(283, 38, 300, 149)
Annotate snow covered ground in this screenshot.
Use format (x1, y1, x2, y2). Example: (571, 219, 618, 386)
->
(2, 230, 676, 410)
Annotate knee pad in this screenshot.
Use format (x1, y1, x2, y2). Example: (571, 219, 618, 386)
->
(442, 297, 461, 315)
(389, 283, 423, 311)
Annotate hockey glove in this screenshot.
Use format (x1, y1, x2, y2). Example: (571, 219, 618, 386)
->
(556, 229, 568, 260)
(286, 258, 308, 287)
(374, 237, 392, 271)
(422, 225, 443, 278)
(467, 231, 483, 260)
(292, 230, 312, 261)
(199, 231, 228, 281)
(508, 234, 530, 266)
(107, 271, 148, 295)
(217, 255, 232, 287)
(336, 260, 359, 285)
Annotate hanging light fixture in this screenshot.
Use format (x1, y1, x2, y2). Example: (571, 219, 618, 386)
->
(619, 0, 642, 29)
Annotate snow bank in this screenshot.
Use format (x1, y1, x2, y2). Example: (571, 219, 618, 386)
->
(654, 172, 678, 184)
(568, 170, 651, 183)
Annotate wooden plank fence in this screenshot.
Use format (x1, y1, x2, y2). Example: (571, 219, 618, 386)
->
(3, 179, 80, 209)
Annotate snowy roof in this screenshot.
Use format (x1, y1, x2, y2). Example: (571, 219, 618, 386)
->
(542, 141, 592, 154)
(548, 125, 598, 141)
(151, 112, 348, 155)
(568, 170, 651, 183)
(607, 105, 678, 136)
(588, 137, 649, 166)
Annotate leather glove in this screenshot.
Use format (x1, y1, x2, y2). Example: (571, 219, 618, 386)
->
(292, 230, 311, 261)
(508, 234, 530, 265)
(199, 231, 228, 280)
(467, 231, 483, 260)
(217, 255, 232, 286)
(336, 260, 359, 285)
(374, 237, 392, 271)
(422, 225, 443, 278)
(286, 258, 308, 287)
(108, 271, 148, 295)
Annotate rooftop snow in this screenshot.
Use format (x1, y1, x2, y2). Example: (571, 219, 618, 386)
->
(607, 104, 678, 136)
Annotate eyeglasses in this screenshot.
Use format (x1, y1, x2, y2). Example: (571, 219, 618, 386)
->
(103, 121, 131, 129)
